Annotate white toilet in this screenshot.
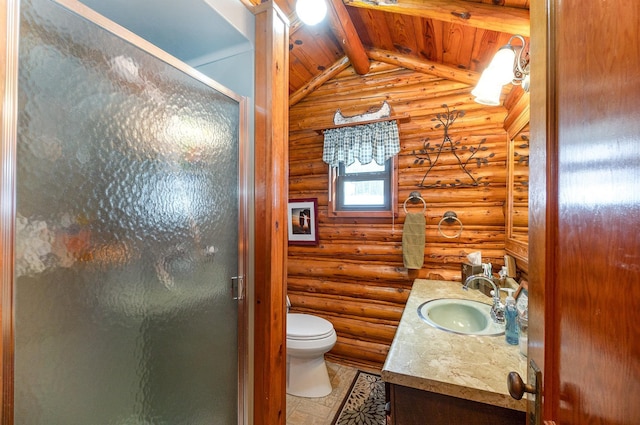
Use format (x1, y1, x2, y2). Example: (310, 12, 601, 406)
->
(286, 299, 337, 398)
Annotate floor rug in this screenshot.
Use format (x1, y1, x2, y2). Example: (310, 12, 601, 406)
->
(332, 371, 386, 425)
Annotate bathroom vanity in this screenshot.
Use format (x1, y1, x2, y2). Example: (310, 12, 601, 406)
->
(382, 279, 527, 425)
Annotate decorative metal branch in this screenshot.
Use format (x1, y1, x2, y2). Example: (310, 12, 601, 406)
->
(514, 134, 529, 167)
(514, 134, 529, 188)
(412, 104, 495, 188)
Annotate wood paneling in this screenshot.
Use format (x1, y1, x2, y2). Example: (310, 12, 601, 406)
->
(288, 61, 510, 369)
(254, 3, 289, 424)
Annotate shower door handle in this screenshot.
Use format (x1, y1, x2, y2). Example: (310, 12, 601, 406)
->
(231, 276, 244, 300)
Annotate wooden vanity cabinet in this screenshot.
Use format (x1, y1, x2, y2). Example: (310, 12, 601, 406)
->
(387, 383, 525, 425)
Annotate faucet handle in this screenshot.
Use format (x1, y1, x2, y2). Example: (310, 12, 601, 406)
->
(491, 303, 506, 324)
(489, 290, 506, 324)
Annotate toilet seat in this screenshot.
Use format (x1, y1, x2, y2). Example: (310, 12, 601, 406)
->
(287, 313, 334, 340)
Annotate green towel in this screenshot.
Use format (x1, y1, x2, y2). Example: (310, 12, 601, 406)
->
(403, 213, 425, 269)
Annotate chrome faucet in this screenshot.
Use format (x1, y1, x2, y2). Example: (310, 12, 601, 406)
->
(462, 274, 505, 324)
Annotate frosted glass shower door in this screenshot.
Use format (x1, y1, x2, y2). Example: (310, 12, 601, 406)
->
(14, 0, 245, 423)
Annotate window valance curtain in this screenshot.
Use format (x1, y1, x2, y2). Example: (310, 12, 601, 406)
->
(322, 120, 400, 168)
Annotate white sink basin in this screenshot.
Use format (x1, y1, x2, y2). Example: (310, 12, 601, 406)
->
(417, 298, 504, 336)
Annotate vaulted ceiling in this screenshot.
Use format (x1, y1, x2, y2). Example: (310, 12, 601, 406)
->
(247, 0, 530, 103)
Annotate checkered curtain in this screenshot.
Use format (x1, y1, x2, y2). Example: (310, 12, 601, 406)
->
(322, 120, 400, 167)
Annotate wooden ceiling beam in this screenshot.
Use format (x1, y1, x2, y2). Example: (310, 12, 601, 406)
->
(367, 48, 479, 86)
(326, 0, 371, 75)
(344, 0, 530, 37)
(289, 56, 351, 107)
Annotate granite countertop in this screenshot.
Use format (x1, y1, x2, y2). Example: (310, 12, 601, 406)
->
(381, 279, 527, 412)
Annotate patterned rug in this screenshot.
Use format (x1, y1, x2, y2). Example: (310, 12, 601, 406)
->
(332, 371, 387, 425)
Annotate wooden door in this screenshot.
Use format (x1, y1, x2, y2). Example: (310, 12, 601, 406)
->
(529, 0, 640, 423)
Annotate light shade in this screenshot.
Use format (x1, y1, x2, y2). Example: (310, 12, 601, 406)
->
(472, 34, 530, 106)
(471, 70, 503, 106)
(487, 46, 517, 86)
(296, 0, 327, 26)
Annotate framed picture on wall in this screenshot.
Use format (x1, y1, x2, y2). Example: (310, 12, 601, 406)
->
(288, 198, 319, 245)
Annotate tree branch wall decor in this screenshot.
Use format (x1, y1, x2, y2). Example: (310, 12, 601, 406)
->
(514, 133, 529, 189)
(412, 104, 495, 188)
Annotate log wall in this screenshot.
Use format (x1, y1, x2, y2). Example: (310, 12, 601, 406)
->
(288, 61, 510, 369)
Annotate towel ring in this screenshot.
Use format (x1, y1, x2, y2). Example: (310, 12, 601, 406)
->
(438, 211, 463, 239)
(403, 193, 426, 214)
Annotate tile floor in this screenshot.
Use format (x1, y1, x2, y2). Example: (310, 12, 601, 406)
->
(286, 361, 377, 425)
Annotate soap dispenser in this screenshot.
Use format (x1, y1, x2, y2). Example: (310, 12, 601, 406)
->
(503, 288, 519, 345)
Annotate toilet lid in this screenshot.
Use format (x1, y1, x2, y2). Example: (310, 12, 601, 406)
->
(287, 313, 335, 340)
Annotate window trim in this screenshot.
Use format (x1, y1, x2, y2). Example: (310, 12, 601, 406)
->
(328, 156, 398, 219)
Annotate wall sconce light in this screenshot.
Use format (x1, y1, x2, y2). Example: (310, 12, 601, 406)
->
(472, 35, 530, 106)
(296, 0, 327, 26)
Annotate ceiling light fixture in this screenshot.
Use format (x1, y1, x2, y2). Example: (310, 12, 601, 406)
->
(472, 35, 530, 106)
(295, 0, 327, 26)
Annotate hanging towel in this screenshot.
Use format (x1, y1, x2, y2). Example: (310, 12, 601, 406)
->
(402, 213, 426, 269)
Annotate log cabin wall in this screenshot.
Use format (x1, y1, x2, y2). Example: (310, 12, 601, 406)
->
(288, 60, 509, 369)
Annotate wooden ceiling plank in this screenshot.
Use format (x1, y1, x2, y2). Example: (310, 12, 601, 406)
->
(442, 23, 477, 70)
(366, 47, 479, 85)
(292, 38, 335, 75)
(385, 12, 420, 56)
(326, 0, 371, 75)
(355, 8, 394, 51)
(411, 15, 430, 60)
(305, 25, 345, 65)
(288, 59, 316, 93)
(344, 0, 530, 37)
(289, 22, 344, 91)
(468, 30, 514, 72)
(425, 18, 445, 63)
(289, 56, 351, 106)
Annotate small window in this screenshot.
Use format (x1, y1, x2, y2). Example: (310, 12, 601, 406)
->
(329, 157, 398, 218)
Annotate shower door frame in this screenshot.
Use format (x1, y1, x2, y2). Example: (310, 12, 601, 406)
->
(0, 0, 251, 423)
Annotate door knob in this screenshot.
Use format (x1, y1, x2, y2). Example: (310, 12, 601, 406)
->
(508, 360, 542, 425)
(507, 371, 536, 400)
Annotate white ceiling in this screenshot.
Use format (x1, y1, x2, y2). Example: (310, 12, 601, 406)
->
(77, 0, 252, 67)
